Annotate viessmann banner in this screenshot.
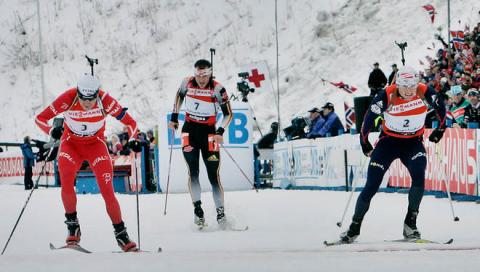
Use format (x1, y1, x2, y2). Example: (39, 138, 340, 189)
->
(273, 129, 479, 197)
(389, 128, 478, 196)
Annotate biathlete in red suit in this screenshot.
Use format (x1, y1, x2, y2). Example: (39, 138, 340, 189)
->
(168, 59, 233, 229)
(35, 74, 142, 252)
(340, 66, 447, 243)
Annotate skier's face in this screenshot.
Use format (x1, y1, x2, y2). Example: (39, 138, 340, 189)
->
(79, 98, 96, 110)
(195, 74, 210, 88)
(398, 86, 417, 100)
(194, 67, 212, 88)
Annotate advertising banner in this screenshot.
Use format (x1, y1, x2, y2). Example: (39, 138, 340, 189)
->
(158, 102, 254, 193)
(388, 128, 477, 196)
(0, 150, 54, 184)
(272, 133, 382, 189)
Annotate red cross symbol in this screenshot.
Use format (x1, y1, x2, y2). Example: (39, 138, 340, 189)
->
(248, 69, 265, 88)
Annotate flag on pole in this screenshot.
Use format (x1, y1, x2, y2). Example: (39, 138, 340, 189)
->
(450, 31, 465, 50)
(238, 61, 274, 93)
(322, 79, 358, 94)
(422, 5, 436, 24)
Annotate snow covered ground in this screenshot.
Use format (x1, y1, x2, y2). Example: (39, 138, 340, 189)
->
(1, 182, 479, 272)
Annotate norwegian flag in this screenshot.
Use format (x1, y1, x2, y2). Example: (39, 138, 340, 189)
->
(344, 102, 356, 130)
(325, 80, 358, 94)
(450, 31, 465, 50)
(422, 5, 436, 23)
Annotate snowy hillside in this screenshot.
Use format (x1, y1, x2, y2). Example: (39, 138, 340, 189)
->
(1, 0, 479, 141)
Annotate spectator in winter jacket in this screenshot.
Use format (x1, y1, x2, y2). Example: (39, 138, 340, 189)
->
(20, 136, 35, 190)
(109, 134, 123, 155)
(422, 68, 435, 84)
(307, 103, 345, 138)
(472, 69, 480, 89)
(306, 107, 324, 139)
(368, 62, 388, 97)
(146, 130, 156, 149)
(257, 122, 279, 149)
(448, 85, 470, 128)
(118, 126, 129, 142)
(119, 138, 131, 155)
(319, 102, 345, 137)
(388, 64, 398, 85)
(464, 89, 480, 127)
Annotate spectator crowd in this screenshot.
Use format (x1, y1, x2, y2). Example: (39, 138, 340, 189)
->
(420, 22, 480, 128)
(106, 127, 156, 156)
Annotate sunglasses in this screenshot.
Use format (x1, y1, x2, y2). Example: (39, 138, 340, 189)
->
(78, 95, 97, 101)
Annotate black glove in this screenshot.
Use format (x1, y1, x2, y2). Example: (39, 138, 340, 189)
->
(170, 122, 179, 130)
(50, 126, 64, 140)
(429, 128, 445, 143)
(170, 113, 179, 129)
(128, 139, 143, 153)
(360, 139, 373, 157)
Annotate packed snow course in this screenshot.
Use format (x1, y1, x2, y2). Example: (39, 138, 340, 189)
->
(1, 183, 479, 272)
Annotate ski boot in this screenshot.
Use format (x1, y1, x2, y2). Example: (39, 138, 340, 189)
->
(113, 222, 137, 252)
(216, 207, 227, 226)
(403, 210, 421, 239)
(193, 201, 206, 228)
(339, 220, 361, 244)
(65, 212, 81, 245)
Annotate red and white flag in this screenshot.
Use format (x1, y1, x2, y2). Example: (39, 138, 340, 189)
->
(450, 31, 465, 50)
(331, 81, 357, 94)
(322, 79, 358, 94)
(422, 4, 436, 24)
(238, 61, 273, 93)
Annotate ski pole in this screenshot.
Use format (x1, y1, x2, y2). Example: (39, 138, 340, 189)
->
(163, 128, 175, 215)
(133, 151, 141, 250)
(395, 41, 408, 66)
(210, 48, 216, 76)
(85, 55, 98, 76)
(336, 155, 368, 227)
(1, 143, 57, 255)
(435, 144, 460, 222)
(220, 143, 258, 193)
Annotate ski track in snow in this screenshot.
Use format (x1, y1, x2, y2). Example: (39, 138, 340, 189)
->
(1, 184, 480, 272)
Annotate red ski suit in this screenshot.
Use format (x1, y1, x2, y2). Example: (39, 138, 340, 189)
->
(35, 88, 138, 224)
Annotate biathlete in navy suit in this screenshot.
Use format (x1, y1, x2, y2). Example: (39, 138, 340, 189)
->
(340, 66, 447, 243)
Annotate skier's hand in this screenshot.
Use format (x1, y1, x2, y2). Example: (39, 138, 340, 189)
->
(168, 121, 178, 130)
(128, 139, 143, 153)
(213, 134, 224, 145)
(429, 128, 445, 143)
(360, 140, 373, 157)
(49, 126, 64, 140)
